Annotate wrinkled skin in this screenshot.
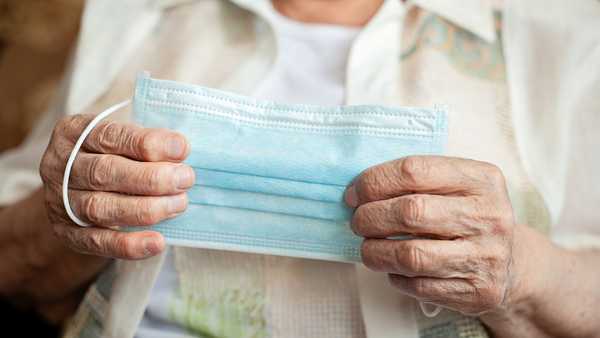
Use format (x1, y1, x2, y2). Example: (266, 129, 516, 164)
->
(40, 114, 195, 259)
(346, 156, 517, 315)
(29, 118, 600, 337)
(345, 156, 600, 338)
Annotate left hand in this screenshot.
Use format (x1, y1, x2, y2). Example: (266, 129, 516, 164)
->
(345, 156, 517, 315)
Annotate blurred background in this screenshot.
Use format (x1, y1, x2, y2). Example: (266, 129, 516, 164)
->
(0, 0, 84, 336)
(0, 0, 83, 151)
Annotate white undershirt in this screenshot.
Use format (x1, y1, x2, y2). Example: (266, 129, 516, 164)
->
(253, 10, 359, 104)
(136, 8, 360, 338)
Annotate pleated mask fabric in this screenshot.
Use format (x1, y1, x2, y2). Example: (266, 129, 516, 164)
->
(132, 72, 447, 263)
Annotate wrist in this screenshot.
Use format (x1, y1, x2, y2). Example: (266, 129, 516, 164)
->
(0, 190, 59, 297)
(9, 190, 56, 269)
(480, 224, 559, 331)
(507, 225, 555, 310)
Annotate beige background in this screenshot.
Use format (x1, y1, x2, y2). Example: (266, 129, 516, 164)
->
(0, 0, 83, 152)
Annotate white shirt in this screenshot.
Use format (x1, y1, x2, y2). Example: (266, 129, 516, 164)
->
(1, 1, 598, 337)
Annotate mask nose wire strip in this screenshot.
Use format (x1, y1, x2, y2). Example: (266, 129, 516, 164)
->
(419, 301, 442, 318)
(62, 99, 132, 227)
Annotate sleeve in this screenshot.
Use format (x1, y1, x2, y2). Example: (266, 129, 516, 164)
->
(552, 103, 600, 250)
(544, 5, 600, 250)
(504, 0, 600, 250)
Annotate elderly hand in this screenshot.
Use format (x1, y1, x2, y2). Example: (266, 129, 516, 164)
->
(345, 156, 518, 315)
(40, 114, 195, 259)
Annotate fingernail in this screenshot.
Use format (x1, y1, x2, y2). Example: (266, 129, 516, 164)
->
(167, 136, 187, 160)
(167, 194, 188, 216)
(176, 165, 195, 189)
(142, 237, 162, 257)
(345, 185, 359, 208)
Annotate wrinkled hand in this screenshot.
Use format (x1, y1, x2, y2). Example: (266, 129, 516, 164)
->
(346, 156, 515, 315)
(40, 114, 195, 259)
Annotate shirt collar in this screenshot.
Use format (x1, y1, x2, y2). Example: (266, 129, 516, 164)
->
(409, 0, 497, 42)
(154, 0, 496, 43)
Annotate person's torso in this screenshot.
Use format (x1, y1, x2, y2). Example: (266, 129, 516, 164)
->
(63, 1, 550, 337)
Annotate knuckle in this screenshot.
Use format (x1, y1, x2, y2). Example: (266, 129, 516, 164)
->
(411, 278, 429, 297)
(397, 195, 425, 228)
(469, 269, 507, 313)
(360, 241, 380, 270)
(357, 168, 387, 202)
(106, 200, 127, 226)
(40, 157, 66, 186)
(138, 130, 161, 161)
(479, 284, 505, 311)
(352, 205, 378, 236)
(70, 114, 91, 128)
(398, 156, 426, 186)
(134, 199, 161, 226)
(57, 226, 92, 254)
(95, 121, 122, 152)
(86, 232, 106, 254)
(484, 206, 514, 236)
(115, 235, 139, 258)
(88, 155, 113, 190)
(54, 117, 69, 134)
(498, 203, 515, 224)
(484, 163, 506, 187)
(142, 166, 167, 193)
(54, 116, 75, 138)
(486, 208, 505, 225)
(49, 124, 62, 144)
(82, 193, 106, 225)
(402, 243, 426, 274)
(473, 195, 513, 236)
(490, 247, 511, 277)
(65, 115, 92, 137)
(490, 215, 513, 236)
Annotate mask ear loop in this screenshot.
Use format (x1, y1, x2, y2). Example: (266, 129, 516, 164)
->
(62, 100, 132, 227)
(419, 301, 442, 318)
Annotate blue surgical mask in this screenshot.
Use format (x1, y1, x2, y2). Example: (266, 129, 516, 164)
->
(130, 72, 447, 263)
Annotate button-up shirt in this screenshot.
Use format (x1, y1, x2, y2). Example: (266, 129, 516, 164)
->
(1, 1, 599, 337)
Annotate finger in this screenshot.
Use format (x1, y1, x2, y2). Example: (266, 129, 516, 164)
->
(68, 190, 188, 227)
(53, 223, 165, 260)
(62, 115, 190, 162)
(388, 275, 502, 315)
(388, 275, 477, 311)
(351, 194, 487, 239)
(361, 238, 477, 278)
(70, 153, 195, 195)
(345, 156, 505, 206)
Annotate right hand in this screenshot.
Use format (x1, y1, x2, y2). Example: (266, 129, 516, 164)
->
(40, 114, 195, 259)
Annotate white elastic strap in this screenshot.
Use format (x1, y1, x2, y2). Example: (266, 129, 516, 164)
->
(419, 301, 442, 318)
(62, 100, 131, 227)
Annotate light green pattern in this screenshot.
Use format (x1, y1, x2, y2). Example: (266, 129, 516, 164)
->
(509, 185, 552, 234)
(169, 285, 267, 338)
